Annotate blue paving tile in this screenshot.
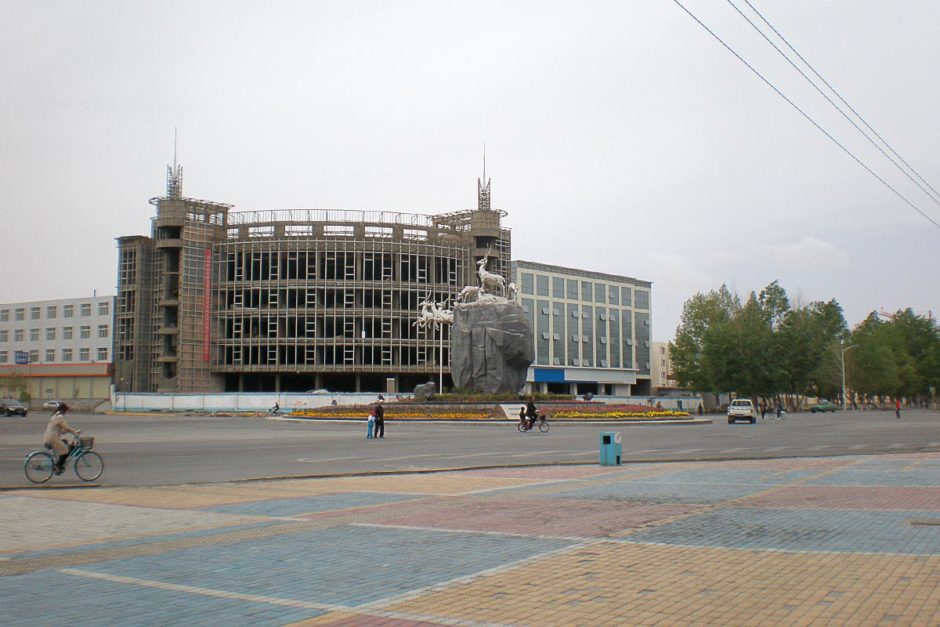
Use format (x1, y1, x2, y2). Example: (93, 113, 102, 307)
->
(807, 467, 940, 487)
(628, 506, 940, 554)
(81, 524, 574, 607)
(202, 491, 417, 517)
(0, 570, 325, 626)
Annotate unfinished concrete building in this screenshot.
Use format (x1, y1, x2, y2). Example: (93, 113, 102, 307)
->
(114, 165, 510, 393)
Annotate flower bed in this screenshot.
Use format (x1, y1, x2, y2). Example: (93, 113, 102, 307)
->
(288, 402, 690, 421)
(539, 403, 690, 420)
(290, 404, 497, 420)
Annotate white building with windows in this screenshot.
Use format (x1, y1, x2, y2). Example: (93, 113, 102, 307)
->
(0, 296, 115, 406)
(511, 260, 652, 397)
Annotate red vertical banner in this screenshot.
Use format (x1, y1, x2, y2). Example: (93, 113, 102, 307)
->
(203, 248, 211, 362)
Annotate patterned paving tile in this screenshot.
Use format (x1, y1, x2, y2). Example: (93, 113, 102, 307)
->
(0, 570, 324, 626)
(537, 475, 771, 504)
(743, 485, 940, 511)
(807, 467, 940, 487)
(383, 542, 940, 626)
(75, 525, 574, 607)
(628, 506, 940, 554)
(0, 496, 254, 555)
(201, 492, 420, 517)
(461, 465, 636, 480)
(269, 473, 528, 496)
(373, 496, 701, 538)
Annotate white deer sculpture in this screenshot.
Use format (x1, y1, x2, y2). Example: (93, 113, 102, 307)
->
(476, 254, 506, 295)
(456, 285, 481, 304)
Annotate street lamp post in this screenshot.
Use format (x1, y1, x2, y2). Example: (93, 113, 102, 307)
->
(841, 341, 859, 411)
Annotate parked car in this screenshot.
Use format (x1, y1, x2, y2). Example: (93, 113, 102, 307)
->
(727, 399, 757, 424)
(811, 401, 838, 413)
(1, 398, 28, 417)
(43, 400, 64, 409)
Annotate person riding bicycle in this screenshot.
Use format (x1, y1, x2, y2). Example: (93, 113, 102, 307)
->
(524, 398, 539, 431)
(42, 402, 79, 474)
(271, 402, 280, 415)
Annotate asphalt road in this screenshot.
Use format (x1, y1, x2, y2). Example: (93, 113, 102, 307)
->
(1, 409, 938, 488)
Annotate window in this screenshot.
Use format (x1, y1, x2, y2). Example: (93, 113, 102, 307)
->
(0, 330, 6, 342)
(0, 309, 8, 322)
(80, 326, 91, 339)
(29, 350, 39, 363)
(62, 349, 73, 362)
(80, 303, 92, 317)
(567, 279, 578, 299)
(97, 324, 108, 338)
(521, 273, 534, 295)
(30, 307, 40, 319)
(63, 305, 74, 318)
(581, 281, 593, 302)
(0, 351, 6, 363)
(14, 329, 24, 341)
(46, 328, 56, 340)
(79, 348, 90, 361)
(63, 327, 73, 340)
(97, 347, 108, 361)
(536, 275, 549, 297)
(29, 328, 39, 341)
(45, 349, 55, 362)
(98, 302, 109, 316)
(47, 305, 57, 318)
(15, 308, 25, 321)
(552, 277, 565, 298)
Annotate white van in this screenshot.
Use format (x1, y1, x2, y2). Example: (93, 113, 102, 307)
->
(727, 399, 757, 424)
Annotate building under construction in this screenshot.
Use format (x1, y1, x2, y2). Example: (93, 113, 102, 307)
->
(114, 164, 510, 393)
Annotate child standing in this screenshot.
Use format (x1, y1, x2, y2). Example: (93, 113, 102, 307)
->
(367, 407, 376, 439)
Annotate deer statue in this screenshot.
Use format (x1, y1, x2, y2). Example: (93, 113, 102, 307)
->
(456, 285, 481, 304)
(476, 251, 506, 295)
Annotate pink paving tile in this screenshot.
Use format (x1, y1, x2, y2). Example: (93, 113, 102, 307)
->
(713, 458, 854, 472)
(744, 485, 940, 511)
(372, 496, 702, 537)
(460, 466, 629, 480)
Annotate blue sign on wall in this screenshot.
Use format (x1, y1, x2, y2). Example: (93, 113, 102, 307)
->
(534, 368, 565, 383)
(14, 351, 29, 365)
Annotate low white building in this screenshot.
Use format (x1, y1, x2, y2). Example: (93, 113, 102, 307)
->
(0, 296, 115, 406)
(511, 260, 652, 397)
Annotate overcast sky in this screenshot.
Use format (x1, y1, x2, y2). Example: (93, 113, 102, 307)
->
(2, 0, 938, 341)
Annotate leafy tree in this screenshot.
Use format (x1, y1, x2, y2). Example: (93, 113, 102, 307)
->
(670, 285, 739, 394)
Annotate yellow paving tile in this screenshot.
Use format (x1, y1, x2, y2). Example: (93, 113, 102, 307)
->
(265, 473, 531, 496)
(383, 542, 940, 626)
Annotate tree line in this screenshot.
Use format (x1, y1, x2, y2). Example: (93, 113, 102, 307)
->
(670, 281, 940, 408)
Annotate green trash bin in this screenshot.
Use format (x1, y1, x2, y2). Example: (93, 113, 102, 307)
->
(599, 432, 622, 466)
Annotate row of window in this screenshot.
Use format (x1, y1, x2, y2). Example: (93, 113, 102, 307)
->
(517, 273, 650, 309)
(0, 325, 109, 342)
(0, 302, 110, 322)
(0, 347, 109, 363)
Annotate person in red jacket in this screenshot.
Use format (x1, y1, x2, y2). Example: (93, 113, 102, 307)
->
(895, 398, 901, 419)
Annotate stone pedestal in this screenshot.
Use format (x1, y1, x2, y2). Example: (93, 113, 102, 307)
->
(451, 301, 533, 394)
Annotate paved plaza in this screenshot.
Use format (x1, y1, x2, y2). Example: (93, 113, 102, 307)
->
(3, 453, 940, 625)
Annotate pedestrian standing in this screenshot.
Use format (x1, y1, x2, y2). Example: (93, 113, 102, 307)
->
(367, 407, 376, 439)
(374, 395, 385, 438)
(895, 398, 901, 419)
(760, 402, 767, 420)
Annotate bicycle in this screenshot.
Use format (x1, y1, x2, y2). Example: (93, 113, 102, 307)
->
(518, 415, 550, 433)
(24, 432, 104, 484)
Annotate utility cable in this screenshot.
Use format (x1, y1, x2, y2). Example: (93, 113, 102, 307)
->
(736, 0, 940, 206)
(670, 0, 940, 229)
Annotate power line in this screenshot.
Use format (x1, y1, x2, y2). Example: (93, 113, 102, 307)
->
(735, 0, 940, 206)
(670, 0, 940, 229)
